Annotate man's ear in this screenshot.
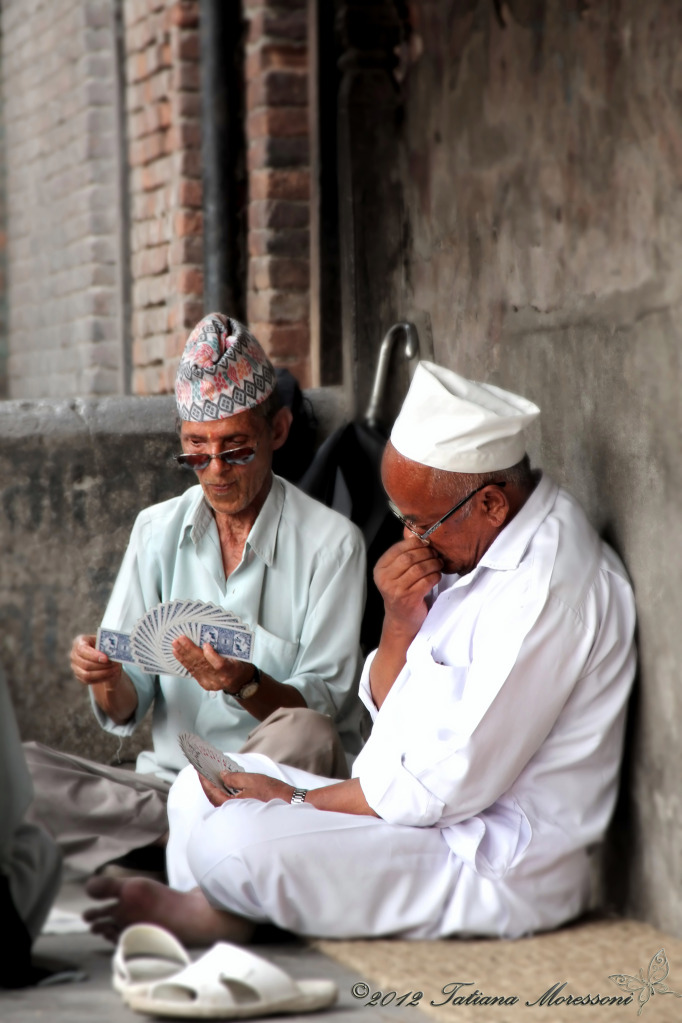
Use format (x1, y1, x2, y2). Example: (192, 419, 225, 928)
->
(270, 406, 293, 451)
(481, 485, 510, 528)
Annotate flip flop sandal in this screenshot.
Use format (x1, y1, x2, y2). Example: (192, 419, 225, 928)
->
(113, 924, 191, 995)
(124, 942, 338, 1019)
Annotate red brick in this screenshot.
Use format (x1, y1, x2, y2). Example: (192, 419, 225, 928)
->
(141, 156, 172, 191)
(171, 60, 201, 91)
(173, 28, 200, 61)
(247, 288, 308, 323)
(243, 0, 306, 9)
(249, 256, 309, 292)
(174, 267, 204, 295)
(251, 169, 309, 201)
(168, 299, 204, 331)
(248, 227, 309, 258)
(166, 120, 201, 152)
(159, 100, 172, 128)
(249, 199, 309, 230)
(247, 10, 306, 45)
(133, 366, 164, 395)
(171, 91, 201, 119)
(245, 43, 306, 80)
(247, 135, 309, 170)
(177, 179, 202, 207)
(170, 236, 203, 266)
(163, 354, 183, 390)
(249, 320, 310, 357)
(246, 69, 307, 110)
(247, 107, 307, 138)
(174, 210, 204, 237)
(169, 1, 199, 29)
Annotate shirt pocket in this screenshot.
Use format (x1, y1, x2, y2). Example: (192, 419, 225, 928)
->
(252, 623, 299, 681)
(397, 636, 470, 746)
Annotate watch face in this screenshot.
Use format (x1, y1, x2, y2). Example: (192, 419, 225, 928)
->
(238, 680, 259, 700)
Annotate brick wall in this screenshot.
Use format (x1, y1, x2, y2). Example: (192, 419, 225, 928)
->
(244, 0, 311, 386)
(0, 0, 314, 398)
(1, 0, 123, 398)
(124, 0, 203, 394)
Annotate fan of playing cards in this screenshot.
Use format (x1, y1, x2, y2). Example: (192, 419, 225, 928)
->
(178, 732, 244, 795)
(96, 599, 254, 678)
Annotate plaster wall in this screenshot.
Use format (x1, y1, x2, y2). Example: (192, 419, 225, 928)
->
(388, 0, 682, 929)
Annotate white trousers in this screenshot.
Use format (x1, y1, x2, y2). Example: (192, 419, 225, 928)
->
(166, 753, 511, 940)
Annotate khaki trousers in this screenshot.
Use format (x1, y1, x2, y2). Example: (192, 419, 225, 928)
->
(24, 707, 350, 876)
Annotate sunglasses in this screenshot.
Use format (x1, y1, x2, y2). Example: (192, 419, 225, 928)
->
(174, 445, 257, 471)
(388, 481, 506, 543)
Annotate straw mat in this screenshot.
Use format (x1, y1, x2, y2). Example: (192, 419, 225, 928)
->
(315, 917, 682, 1023)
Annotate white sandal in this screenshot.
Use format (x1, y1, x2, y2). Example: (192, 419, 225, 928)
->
(112, 923, 191, 995)
(124, 941, 338, 1019)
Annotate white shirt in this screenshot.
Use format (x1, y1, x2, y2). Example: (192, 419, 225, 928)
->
(95, 476, 367, 781)
(353, 474, 636, 909)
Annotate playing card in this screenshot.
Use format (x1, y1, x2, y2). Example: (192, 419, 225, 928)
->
(120, 601, 253, 678)
(199, 623, 253, 661)
(178, 732, 244, 795)
(96, 628, 135, 663)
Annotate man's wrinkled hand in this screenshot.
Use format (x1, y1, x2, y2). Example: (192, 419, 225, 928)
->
(71, 634, 123, 690)
(172, 635, 253, 694)
(198, 770, 294, 807)
(374, 534, 443, 633)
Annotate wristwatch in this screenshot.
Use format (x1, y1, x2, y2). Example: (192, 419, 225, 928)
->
(234, 665, 261, 701)
(291, 788, 308, 804)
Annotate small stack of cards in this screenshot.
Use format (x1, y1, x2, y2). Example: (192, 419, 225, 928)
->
(178, 731, 244, 795)
(96, 599, 254, 678)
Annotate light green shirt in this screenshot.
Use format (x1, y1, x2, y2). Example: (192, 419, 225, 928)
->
(95, 475, 367, 781)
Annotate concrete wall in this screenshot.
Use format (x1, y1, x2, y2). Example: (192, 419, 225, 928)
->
(0, 396, 186, 765)
(375, 0, 682, 931)
(1, 0, 123, 397)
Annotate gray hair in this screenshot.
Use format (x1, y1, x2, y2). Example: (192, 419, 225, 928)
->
(430, 454, 535, 520)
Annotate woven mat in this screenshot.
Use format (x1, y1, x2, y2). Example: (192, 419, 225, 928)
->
(315, 917, 682, 1022)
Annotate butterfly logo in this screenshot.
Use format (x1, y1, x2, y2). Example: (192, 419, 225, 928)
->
(609, 948, 682, 1015)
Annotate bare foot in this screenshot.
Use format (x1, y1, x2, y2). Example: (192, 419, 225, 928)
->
(83, 876, 254, 946)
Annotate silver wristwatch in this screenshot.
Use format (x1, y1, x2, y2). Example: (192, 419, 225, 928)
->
(235, 666, 260, 700)
(291, 788, 308, 804)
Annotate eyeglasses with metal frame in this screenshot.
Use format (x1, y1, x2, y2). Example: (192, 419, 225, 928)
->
(388, 480, 506, 543)
(174, 445, 257, 471)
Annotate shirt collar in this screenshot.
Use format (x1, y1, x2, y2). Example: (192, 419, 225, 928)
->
(179, 475, 284, 567)
(477, 471, 558, 572)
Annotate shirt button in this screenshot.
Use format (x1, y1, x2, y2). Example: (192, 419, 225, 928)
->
(209, 690, 218, 699)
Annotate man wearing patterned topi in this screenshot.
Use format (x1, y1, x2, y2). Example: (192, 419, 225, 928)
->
(85, 362, 636, 942)
(26, 313, 366, 877)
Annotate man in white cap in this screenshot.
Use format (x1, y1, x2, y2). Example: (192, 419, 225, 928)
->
(85, 362, 636, 942)
(26, 313, 367, 878)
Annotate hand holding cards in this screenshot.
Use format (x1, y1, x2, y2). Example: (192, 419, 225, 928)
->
(96, 599, 253, 678)
(178, 732, 244, 795)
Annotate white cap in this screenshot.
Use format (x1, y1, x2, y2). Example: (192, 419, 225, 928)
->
(390, 362, 540, 473)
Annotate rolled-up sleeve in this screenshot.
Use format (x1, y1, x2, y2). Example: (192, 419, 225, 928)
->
(353, 566, 635, 828)
(92, 511, 161, 735)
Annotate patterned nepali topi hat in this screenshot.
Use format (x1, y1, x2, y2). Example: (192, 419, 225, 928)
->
(175, 312, 276, 421)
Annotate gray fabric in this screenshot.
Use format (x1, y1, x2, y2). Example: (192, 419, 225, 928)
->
(0, 668, 61, 939)
(24, 707, 350, 875)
